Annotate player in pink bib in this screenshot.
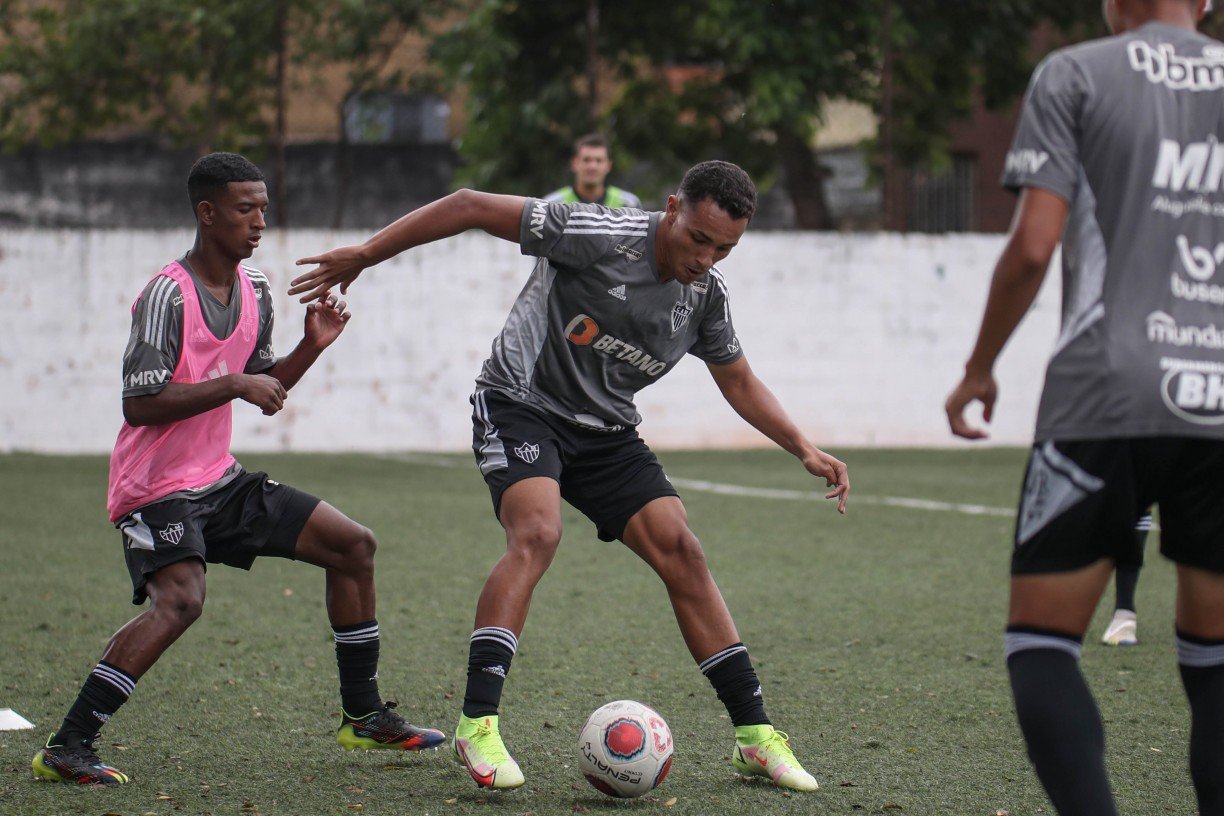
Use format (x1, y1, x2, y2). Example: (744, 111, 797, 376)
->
(33, 153, 444, 787)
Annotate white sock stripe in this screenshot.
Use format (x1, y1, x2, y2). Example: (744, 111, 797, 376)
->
(1004, 632, 1082, 661)
(699, 644, 748, 674)
(1178, 637, 1224, 668)
(1135, 514, 1154, 531)
(334, 624, 380, 643)
(92, 664, 136, 697)
(471, 626, 518, 653)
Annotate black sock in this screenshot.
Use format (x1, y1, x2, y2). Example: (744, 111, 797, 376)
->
(51, 662, 136, 747)
(1113, 565, 1140, 612)
(700, 643, 769, 727)
(1115, 515, 1149, 611)
(1177, 631, 1224, 816)
(334, 621, 382, 716)
(463, 627, 517, 719)
(1005, 628, 1117, 816)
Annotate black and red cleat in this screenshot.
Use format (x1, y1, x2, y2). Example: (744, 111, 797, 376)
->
(336, 701, 446, 751)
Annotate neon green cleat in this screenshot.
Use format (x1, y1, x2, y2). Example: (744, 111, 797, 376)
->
(451, 714, 525, 789)
(731, 724, 818, 791)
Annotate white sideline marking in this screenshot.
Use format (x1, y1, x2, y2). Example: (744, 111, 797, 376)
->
(376, 453, 1016, 520)
(668, 477, 1016, 518)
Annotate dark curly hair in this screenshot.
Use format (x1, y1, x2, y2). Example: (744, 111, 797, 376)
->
(677, 160, 757, 221)
(187, 152, 264, 209)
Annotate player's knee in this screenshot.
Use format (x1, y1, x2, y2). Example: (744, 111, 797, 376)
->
(345, 524, 377, 571)
(155, 584, 205, 628)
(507, 520, 562, 567)
(318, 521, 377, 577)
(656, 529, 709, 579)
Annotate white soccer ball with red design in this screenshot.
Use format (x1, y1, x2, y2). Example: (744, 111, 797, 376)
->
(577, 699, 673, 798)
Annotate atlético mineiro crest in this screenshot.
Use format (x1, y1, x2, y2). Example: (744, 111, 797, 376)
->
(515, 442, 540, 464)
(158, 522, 185, 545)
(671, 302, 694, 333)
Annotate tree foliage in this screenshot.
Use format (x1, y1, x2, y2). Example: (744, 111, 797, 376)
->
(0, 0, 280, 153)
(0, 0, 442, 155)
(430, 0, 1113, 225)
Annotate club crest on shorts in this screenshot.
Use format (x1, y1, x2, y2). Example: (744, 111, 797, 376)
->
(158, 522, 185, 545)
(671, 302, 694, 333)
(514, 442, 540, 464)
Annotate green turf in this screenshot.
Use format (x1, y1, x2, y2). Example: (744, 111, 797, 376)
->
(0, 449, 1196, 814)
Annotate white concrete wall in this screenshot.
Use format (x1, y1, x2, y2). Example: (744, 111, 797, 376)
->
(0, 228, 1060, 453)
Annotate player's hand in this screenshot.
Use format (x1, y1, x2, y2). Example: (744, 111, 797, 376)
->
(303, 291, 350, 350)
(946, 366, 997, 440)
(234, 373, 288, 416)
(802, 448, 850, 514)
(290, 245, 367, 303)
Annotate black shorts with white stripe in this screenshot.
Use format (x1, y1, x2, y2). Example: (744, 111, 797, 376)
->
(1012, 437, 1224, 575)
(470, 387, 678, 542)
(118, 470, 320, 604)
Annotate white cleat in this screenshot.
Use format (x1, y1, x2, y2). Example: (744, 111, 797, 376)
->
(1102, 609, 1138, 646)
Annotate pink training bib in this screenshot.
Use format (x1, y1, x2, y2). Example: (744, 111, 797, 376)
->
(107, 261, 259, 521)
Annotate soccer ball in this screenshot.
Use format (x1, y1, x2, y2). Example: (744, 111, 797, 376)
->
(577, 700, 673, 798)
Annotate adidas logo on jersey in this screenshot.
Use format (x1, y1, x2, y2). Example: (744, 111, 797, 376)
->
(608, 284, 627, 301)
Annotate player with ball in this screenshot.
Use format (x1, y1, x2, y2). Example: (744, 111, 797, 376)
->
(292, 160, 849, 793)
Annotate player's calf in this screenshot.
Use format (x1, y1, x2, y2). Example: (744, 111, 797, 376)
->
(1178, 631, 1224, 815)
(1006, 628, 1118, 815)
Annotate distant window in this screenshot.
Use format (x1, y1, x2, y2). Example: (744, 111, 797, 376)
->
(343, 93, 450, 145)
(905, 154, 977, 233)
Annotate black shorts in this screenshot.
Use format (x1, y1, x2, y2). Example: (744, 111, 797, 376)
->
(470, 389, 679, 542)
(1013, 437, 1224, 575)
(117, 470, 321, 604)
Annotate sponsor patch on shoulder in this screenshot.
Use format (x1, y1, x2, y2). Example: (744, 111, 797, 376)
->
(615, 244, 643, 261)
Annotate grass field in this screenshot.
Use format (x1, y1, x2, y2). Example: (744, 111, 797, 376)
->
(0, 449, 1198, 815)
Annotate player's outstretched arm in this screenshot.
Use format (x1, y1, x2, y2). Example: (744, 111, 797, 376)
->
(263, 292, 351, 391)
(946, 187, 1068, 440)
(707, 356, 850, 513)
(123, 374, 287, 427)
(290, 189, 528, 303)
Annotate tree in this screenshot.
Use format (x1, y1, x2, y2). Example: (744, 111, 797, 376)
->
(0, 0, 280, 155)
(430, 0, 1116, 228)
(0, 0, 445, 224)
(293, 0, 447, 227)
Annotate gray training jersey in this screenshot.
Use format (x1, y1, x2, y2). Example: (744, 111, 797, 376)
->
(1004, 22, 1224, 441)
(121, 258, 276, 398)
(476, 199, 743, 430)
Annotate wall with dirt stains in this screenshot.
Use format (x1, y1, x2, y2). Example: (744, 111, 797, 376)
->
(0, 228, 1059, 453)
